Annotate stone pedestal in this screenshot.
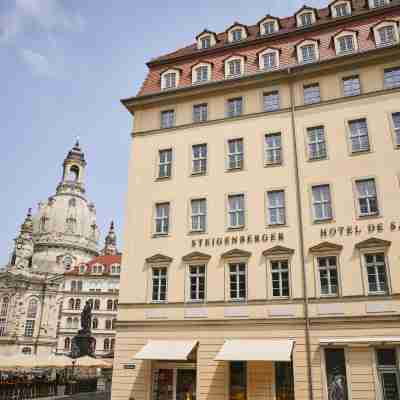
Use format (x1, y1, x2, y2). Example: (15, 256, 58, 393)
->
(71, 329, 96, 358)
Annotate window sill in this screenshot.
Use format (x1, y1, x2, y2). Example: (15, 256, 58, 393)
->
(190, 171, 207, 177)
(357, 213, 381, 220)
(155, 176, 172, 182)
(227, 226, 245, 232)
(264, 161, 282, 168)
(266, 223, 288, 229)
(226, 167, 244, 173)
(313, 218, 334, 225)
(307, 156, 328, 162)
(367, 291, 389, 296)
(152, 233, 170, 238)
(350, 149, 372, 156)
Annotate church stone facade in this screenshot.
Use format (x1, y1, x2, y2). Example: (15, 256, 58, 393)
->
(0, 142, 120, 357)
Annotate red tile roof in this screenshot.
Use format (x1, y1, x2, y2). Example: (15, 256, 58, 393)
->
(64, 254, 122, 276)
(135, 2, 400, 97)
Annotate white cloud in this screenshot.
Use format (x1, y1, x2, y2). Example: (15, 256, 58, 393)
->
(19, 48, 54, 77)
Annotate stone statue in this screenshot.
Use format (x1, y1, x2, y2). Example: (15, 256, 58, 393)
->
(81, 300, 92, 332)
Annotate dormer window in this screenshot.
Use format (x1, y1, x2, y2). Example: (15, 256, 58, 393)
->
(196, 30, 217, 50)
(224, 56, 245, 78)
(232, 29, 242, 42)
(296, 7, 317, 27)
(226, 23, 248, 43)
(297, 40, 319, 64)
(201, 36, 211, 49)
(258, 16, 280, 36)
(369, 0, 390, 8)
(92, 264, 103, 274)
(161, 69, 180, 90)
(259, 48, 280, 71)
(334, 31, 358, 55)
(300, 13, 313, 26)
(373, 22, 399, 47)
(330, 0, 352, 17)
(111, 264, 121, 274)
(264, 21, 276, 35)
(192, 63, 212, 84)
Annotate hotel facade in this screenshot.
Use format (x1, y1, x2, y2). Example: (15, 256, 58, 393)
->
(113, 1, 400, 400)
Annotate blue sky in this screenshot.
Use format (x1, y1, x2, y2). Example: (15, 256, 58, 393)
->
(0, 0, 325, 263)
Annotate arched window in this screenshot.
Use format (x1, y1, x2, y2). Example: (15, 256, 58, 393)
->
(68, 165, 80, 182)
(107, 299, 113, 310)
(94, 299, 100, 310)
(71, 281, 76, 292)
(104, 338, 110, 352)
(112, 318, 116, 330)
(66, 317, 72, 328)
(75, 299, 81, 310)
(0, 297, 9, 317)
(87, 299, 93, 309)
(63, 255, 73, 270)
(92, 317, 98, 330)
(105, 320, 112, 330)
(64, 337, 71, 350)
(113, 300, 118, 311)
(69, 298, 74, 309)
(111, 339, 115, 351)
(73, 317, 79, 328)
(27, 299, 38, 318)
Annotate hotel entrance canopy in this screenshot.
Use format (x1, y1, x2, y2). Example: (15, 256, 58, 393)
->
(215, 340, 295, 362)
(135, 340, 198, 360)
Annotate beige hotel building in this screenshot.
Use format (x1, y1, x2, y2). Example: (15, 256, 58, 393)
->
(113, 1, 400, 399)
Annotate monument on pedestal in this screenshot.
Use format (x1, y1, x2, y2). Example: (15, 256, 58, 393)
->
(71, 301, 96, 358)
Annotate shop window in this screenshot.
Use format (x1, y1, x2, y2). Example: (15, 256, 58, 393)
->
(230, 361, 247, 400)
(324, 348, 349, 400)
(376, 348, 400, 400)
(275, 362, 294, 400)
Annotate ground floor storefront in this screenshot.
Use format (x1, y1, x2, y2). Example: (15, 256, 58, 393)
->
(111, 318, 400, 400)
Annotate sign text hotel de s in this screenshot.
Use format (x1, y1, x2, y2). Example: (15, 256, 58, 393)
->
(190, 222, 400, 248)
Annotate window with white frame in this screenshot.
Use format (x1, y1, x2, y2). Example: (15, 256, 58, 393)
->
(228, 194, 245, 228)
(364, 253, 388, 294)
(378, 25, 397, 46)
(271, 260, 290, 297)
(260, 50, 279, 70)
(356, 178, 379, 216)
(343, 75, 361, 96)
(201, 36, 211, 49)
(384, 67, 400, 89)
(155, 203, 170, 234)
(24, 320, 35, 337)
(194, 65, 209, 83)
(226, 59, 243, 77)
(307, 125, 327, 160)
(312, 185, 332, 221)
(300, 43, 318, 63)
(370, 0, 390, 8)
(392, 112, 400, 146)
(263, 91, 280, 111)
(160, 110, 175, 129)
(192, 143, 207, 174)
(264, 133, 282, 165)
(334, 2, 351, 17)
(318, 256, 339, 296)
(337, 34, 355, 54)
(162, 72, 178, 90)
(300, 12, 313, 26)
(262, 21, 277, 35)
(267, 190, 286, 225)
(151, 267, 167, 302)
(349, 118, 370, 153)
(191, 198, 207, 232)
(158, 149, 172, 178)
(189, 265, 205, 301)
(231, 29, 243, 42)
(229, 263, 246, 300)
(303, 83, 321, 105)
(227, 138, 244, 169)
(227, 97, 243, 117)
(193, 103, 208, 123)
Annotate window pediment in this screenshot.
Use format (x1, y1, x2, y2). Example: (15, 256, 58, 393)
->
(263, 245, 295, 257)
(145, 254, 173, 264)
(355, 237, 391, 250)
(309, 241, 343, 254)
(182, 251, 212, 262)
(221, 248, 251, 259)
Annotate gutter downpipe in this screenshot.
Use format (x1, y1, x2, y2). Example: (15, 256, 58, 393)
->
(287, 67, 314, 400)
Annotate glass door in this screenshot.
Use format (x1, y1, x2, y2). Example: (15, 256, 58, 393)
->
(376, 349, 400, 400)
(153, 369, 174, 400)
(380, 371, 400, 400)
(176, 369, 196, 400)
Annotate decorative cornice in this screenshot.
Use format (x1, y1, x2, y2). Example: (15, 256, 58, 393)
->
(263, 245, 295, 257)
(355, 237, 391, 249)
(309, 241, 343, 253)
(145, 254, 173, 264)
(182, 251, 212, 262)
(220, 248, 251, 259)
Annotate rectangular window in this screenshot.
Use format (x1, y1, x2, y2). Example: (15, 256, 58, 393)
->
(160, 110, 175, 129)
(229, 263, 246, 300)
(24, 320, 35, 337)
(189, 265, 205, 301)
(301, 44, 316, 63)
(300, 13, 313, 26)
(201, 37, 211, 49)
(263, 91, 280, 112)
(164, 73, 176, 89)
(271, 260, 290, 297)
(384, 67, 400, 89)
(158, 149, 172, 178)
(267, 190, 286, 225)
(307, 126, 327, 160)
(373, 0, 387, 7)
(192, 143, 207, 174)
(325, 349, 349, 400)
(0, 318, 6, 336)
(349, 118, 370, 153)
(195, 66, 208, 83)
(338, 35, 355, 53)
(392, 112, 400, 146)
(155, 203, 170, 234)
(227, 97, 243, 117)
(318, 256, 339, 296)
(376, 348, 400, 400)
(152, 267, 167, 302)
(335, 4, 350, 16)
(264, 133, 282, 165)
(356, 178, 378, 216)
(365, 253, 388, 294)
(343, 75, 361, 96)
(379, 26, 396, 46)
(228, 194, 245, 228)
(227, 138, 244, 170)
(263, 52, 277, 70)
(275, 362, 294, 400)
(263, 21, 276, 35)
(228, 59, 242, 76)
(232, 29, 242, 42)
(303, 83, 321, 104)
(230, 362, 247, 400)
(312, 185, 332, 221)
(191, 198, 207, 232)
(193, 103, 208, 122)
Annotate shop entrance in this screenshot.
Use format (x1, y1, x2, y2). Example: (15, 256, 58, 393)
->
(152, 365, 196, 400)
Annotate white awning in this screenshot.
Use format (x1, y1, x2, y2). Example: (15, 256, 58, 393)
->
(320, 337, 400, 345)
(135, 340, 198, 360)
(215, 340, 294, 362)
